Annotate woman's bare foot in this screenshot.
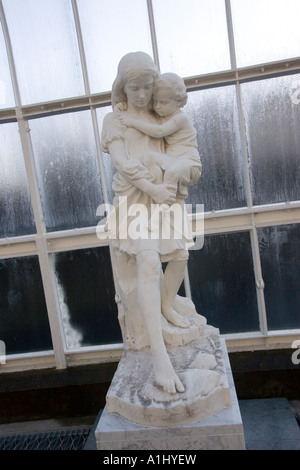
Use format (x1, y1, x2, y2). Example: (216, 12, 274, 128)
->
(162, 306, 190, 328)
(152, 351, 185, 394)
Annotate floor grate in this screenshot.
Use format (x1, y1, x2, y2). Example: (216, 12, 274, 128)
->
(0, 428, 90, 450)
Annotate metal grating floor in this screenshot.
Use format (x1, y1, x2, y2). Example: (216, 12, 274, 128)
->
(0, 428, 90, 450)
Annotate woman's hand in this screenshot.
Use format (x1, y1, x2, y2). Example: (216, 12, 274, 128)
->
(148, 183, 177, 205)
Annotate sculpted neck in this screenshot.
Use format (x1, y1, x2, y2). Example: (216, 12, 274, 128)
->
(126, 102, 152, 119)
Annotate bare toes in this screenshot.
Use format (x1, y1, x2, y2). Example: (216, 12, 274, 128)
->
(175, 377, 185, 393)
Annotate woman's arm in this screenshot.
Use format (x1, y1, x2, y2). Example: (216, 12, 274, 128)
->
(107, 139, 176, 204)
(119, 112, 186, 139)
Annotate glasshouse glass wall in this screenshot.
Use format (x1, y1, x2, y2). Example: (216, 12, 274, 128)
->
(0, 0, 299, 370)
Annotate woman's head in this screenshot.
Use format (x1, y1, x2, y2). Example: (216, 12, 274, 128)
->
(111, 51, 159, 110)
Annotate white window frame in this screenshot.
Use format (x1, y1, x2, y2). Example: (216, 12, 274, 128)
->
(0, 0, 299, 373)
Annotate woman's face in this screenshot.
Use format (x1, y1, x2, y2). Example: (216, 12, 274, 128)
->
(124, 74, 154, 109)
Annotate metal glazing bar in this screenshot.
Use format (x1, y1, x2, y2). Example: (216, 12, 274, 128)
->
(0, 0, 21, 106)
(71, 0, 91, 96)
(235, 82, 253, 209)
(146, 0, 160, 71)
(19, 123, 67, 369)
(0, 4, 67, 367)
(1, 60, 300, 122)
(250, 221, 268, 336)
(225, 0, 237, 71)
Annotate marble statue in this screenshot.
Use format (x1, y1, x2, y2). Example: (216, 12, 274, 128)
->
(100, 52, 231, 427)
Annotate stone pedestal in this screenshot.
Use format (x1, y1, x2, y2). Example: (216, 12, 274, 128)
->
(95, 339, 246, 450)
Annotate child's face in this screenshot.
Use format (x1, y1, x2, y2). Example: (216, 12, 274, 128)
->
(153, 87, 179, 117)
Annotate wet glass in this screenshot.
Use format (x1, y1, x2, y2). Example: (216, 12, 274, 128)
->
(0, 255, 53, 355)
(54, 246, 121, 349)
(0, 23, 15, 109)
(152, 0, 230, 77)
(97, 106, 116, 204)
(258, 224, 300, 330)
(185, 85, 246, 211)
(77, 0, 153, 93)
(30, 110, 104, 232)
(0, 122, 35, 238)
(241, 74, 300, 206)
(231, 0, 300, 67)
(3, 0, 84, 104)
(188, 231, 259, 334)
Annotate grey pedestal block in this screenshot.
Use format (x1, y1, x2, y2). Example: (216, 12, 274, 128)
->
(95, 339, 246, 450)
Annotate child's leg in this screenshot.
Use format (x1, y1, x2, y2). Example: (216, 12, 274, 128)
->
(161, 258, 190, 328)
(143, 152, 166, 184)
(163, 159, 186, 186)
(164, 159, 201, 199)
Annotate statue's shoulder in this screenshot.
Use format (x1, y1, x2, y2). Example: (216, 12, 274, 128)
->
(101, 111, 124, 152)
(102, 110, 123, 130)
(103, 110, 117, 124)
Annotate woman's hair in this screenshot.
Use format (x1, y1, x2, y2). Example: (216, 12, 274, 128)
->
(154, 73, 188, 108)
(111, 51, 159, 110)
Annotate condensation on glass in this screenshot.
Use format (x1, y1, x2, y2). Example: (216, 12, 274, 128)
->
(53, 246, 121, 349)
(77, 0, 153, 93)
(96, 106, 116, 204)
(0, 22, 15, 109)
(3, 0, 84, 105)
(30, 110, 104, 232)
(231, 0, 300, 67)
(185, 85, 246, 211)
(0, 122, 35, 238)
(188, 231, 259, 334)
(258, 224, 300, 330)
(241, 73, 300, 206)
(0, 255, 53, 354)
(152, 0, 230, 77)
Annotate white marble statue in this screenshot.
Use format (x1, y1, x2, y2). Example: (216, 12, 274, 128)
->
(118, 72, 202, 199)
(101, 52, 230, 426)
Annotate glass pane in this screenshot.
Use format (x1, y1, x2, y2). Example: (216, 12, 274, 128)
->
(77, 0, 153, 93)
(97, 106, 116, 204)
(241, 74, 300, 206)
(3, 0, 84, 104)
(0, 122, 35, 238)
(0, 256, 53, 355)
(185, 86, 246, 211)
(54, 247, 121, 349)
(30, 110, 104, 232)
(188, 232, 259, 334)
(0, 23, 15, 109)
(152, 0, 230, 77)
(258, 224, 300, 330)
(231, 0, 300, 67)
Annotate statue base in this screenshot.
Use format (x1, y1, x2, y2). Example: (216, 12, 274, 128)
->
(105, 327, 232, 428)
(95, 338, 245, 450)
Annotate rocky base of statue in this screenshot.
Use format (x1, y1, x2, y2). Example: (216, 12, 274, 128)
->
(106, 324, 231, 428)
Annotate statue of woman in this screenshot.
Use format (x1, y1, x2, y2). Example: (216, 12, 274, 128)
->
(101, 52, 196, 395)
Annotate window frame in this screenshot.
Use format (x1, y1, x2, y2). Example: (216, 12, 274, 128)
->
(0, 0, 299, 373)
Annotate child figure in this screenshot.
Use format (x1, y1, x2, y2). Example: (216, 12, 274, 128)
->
(119, 72, 202, 200)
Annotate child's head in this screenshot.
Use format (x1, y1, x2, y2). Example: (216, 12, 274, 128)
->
(153, 73, 188, 117)
(111, 52, 159, 111)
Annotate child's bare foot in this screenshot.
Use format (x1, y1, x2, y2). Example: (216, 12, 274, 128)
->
(162, 307, 190, 328)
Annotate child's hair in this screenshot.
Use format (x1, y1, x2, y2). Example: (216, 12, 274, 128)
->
(154, 73, 188, 108)
(111, 51, 159, 111)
